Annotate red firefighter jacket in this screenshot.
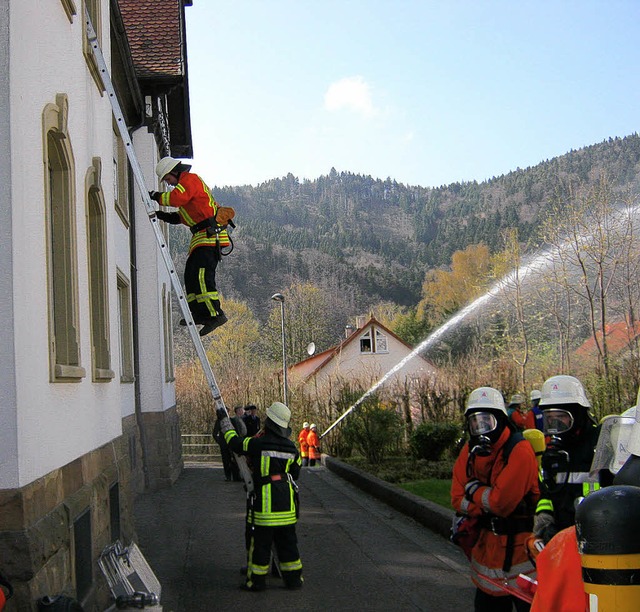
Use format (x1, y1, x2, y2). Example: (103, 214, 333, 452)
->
(451, 427, 540, 596)
(159, 172, 230, 255)
(298, 428, 310, 457)
(530, 526, 588, 612)
(306, 429, 321, 460)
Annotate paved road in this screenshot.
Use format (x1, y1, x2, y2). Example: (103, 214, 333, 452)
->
(134, 464, 475, 611)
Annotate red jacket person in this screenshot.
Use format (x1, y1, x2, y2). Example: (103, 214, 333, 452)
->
(451, 387, 539, 612)
(151, 156, 230, 336)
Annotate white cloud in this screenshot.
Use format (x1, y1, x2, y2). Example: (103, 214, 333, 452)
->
(324, 76, 377, 118)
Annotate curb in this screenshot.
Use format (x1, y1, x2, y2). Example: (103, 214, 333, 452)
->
(323, 455, 454, 539)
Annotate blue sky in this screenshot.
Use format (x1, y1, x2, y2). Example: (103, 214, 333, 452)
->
(185, 1, 640, 189)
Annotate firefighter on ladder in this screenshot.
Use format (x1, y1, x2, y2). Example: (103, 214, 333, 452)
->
(150, 156, 230, 337)
(451, 387, 539, 611)
(218, 402, 303, 591)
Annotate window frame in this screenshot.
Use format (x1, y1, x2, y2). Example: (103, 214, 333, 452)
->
(43, 94, 86, 382)
(86, 158, 114, 381)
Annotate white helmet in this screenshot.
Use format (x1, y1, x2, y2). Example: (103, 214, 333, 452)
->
(530, 390, 542, 401)
(303, 421, 310, 428)
(539, 375, 591, 408)
(155, 156, 181, 179)
(508, 394, 525, 406)
(465, 387, 507, 416)
(266, 402, 291, 428)
(310, 423, 317, 430)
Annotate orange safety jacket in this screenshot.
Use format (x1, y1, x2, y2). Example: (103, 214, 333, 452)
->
(451, 427, 540, 597)
(530, 526, 588, 612)
(306, 429, 321, 460)
(159, 172, 231, 256)
(298, 428, 310, 457)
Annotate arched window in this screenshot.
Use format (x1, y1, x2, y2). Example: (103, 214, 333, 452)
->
(86, 158, 114, 380)
(43, 94, 85, 381)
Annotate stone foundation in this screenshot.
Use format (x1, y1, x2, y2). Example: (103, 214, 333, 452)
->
(0, 417, 140, 611)
(138, 406, 183, 491)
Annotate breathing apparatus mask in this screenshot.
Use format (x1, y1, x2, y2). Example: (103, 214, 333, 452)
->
(541, 408, 577, 487)
(467, 411, 502, 457)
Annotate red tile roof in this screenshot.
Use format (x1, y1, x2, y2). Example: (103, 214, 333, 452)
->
(575, 320, 640, 357)
(118, 0, 188, 81)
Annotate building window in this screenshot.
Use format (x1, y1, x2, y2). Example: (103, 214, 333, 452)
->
(113, 123, 130, 225)
(163, 285, 175, 382)
(73, 508, 92, 601)
(86, 159, 114, 381)
(109, 483, 121, 542)
(83, 0, 104, 90)
(43, 95, 86, 381)
(359, 328, 389, 354)
(360, 330, 372, 353)
(375, 329, 388, 353)
(117, 270, 135, 383)
(59, 0, 77, 22)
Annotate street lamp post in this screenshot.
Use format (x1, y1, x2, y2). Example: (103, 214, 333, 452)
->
(271, 293, 289, 406)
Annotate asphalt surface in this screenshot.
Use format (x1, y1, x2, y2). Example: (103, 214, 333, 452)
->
(134, 462, 475, 612)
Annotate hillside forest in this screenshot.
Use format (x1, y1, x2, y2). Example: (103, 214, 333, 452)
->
(171, 134, 640, 441)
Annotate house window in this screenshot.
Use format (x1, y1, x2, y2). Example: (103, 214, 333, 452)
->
(59, 0, 77, 22)
(360, 330, 373, 353)
(162, 285, 175, 382)
(83, 0, 104, 90)
(375, 330, 388, 353)
(109, 483, 121, 542)
(43, 95, 86, 381)
(359, 328, 389, 354)
(87, 159, 114, 381)
(73, 508, 92, 601)
(117, 270, 135, 383)
(113, 123, 130, 225)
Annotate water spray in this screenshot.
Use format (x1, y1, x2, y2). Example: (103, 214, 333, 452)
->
(321, 247, 558, 439)
(322, 202, 640, 438)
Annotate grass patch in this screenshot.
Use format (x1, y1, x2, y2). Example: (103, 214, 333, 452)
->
(399, 479, 452, 509)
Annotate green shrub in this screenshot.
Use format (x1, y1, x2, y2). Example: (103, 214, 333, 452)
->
(410, 422, 462, 461)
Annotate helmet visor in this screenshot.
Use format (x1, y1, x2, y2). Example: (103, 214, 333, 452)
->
(543, 409, 574, 435)
(468, 412, 498, 436)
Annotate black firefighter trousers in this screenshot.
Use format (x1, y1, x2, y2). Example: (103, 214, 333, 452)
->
(246, 524, 303, 590)
(184, 247, 223, 321)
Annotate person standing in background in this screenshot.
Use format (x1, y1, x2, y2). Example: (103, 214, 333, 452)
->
(298, 422, 310, 466)
(525, 390, 544, 431)
(307, 424, 321, 467)
(243, 405, 261, 437)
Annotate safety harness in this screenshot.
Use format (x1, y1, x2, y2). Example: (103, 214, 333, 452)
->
(189, 206, 236, 257)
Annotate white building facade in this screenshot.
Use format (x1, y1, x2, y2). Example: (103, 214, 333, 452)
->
(0, 1, 192, 608)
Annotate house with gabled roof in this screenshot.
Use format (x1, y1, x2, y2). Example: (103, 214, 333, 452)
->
(290, 315, 438, 400)
(0, 1, 192, 607)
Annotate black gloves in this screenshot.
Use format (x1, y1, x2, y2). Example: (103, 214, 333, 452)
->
(155, 210, 181, 224)
(149, 191, 162, 202)
(216, 408, 227, 421)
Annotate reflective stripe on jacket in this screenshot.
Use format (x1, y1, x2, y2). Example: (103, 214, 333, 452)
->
(159, 172, 230, 255)
(451, 427, 540, 595)
(225, 429, 301, 526)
